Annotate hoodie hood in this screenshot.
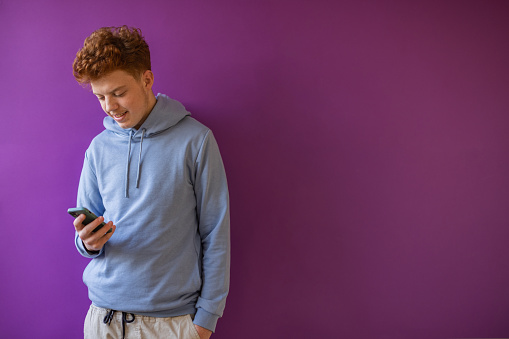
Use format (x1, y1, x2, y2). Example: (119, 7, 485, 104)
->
(103, 93, 191, 138)
(102, 94, 191, 197)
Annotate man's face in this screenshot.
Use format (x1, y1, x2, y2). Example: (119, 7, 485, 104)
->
(90, 69, 156, 130)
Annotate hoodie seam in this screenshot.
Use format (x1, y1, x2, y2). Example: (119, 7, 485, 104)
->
(85, 150, 98, 179)
(194, 129, 211, 168)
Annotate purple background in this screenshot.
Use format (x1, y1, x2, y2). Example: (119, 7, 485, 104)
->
(1, 1, 508, 338)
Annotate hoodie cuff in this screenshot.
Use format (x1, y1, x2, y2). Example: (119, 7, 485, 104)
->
(193, 308, 220, 333)
(76, 238, 103, 258)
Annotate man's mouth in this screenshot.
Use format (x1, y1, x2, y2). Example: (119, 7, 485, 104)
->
(112, 111, 127, 120)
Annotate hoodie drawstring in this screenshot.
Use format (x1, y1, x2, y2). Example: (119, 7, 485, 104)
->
(125, 130, 133, 198)
(125, 128, 146, 198)
(136, 129, 145, 188)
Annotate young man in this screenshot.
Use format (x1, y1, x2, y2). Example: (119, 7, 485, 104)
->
(72, 26, 230, 339)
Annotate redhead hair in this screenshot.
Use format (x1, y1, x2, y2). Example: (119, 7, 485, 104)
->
(73, 26, 151, 84)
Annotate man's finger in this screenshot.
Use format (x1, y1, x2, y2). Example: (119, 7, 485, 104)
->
(73, 214, 86, 230)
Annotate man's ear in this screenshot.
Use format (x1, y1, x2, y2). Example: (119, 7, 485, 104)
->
(141, 70, 154, 89)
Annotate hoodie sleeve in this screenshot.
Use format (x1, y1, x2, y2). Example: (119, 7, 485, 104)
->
(193, 131, 230, 332)
(75, 151, 106, 258)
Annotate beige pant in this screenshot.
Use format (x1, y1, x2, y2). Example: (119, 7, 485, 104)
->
(84, 304, 200, 339)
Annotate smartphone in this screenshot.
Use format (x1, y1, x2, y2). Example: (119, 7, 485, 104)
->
(68, 207, 112, 233)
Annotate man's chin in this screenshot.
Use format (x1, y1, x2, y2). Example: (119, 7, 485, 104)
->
(116, 122, 134, 129)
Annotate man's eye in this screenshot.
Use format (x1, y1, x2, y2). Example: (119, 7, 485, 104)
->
(97, 96, 105, 101)
(114, 92, 126, 97)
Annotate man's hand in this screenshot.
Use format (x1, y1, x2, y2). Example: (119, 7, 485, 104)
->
(194, 324, 212, 339)
(74, 214, 116, 252)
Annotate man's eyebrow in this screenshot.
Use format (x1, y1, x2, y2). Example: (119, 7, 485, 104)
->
(93, 86, 127, 96)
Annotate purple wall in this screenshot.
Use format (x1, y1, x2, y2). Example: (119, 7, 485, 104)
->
(1, 1, 508, 338)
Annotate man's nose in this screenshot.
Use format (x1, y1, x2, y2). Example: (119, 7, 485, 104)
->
(105, 97, 119, 112)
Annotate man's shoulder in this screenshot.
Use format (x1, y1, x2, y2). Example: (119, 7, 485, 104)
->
(86, 129, 118, 150)
(163, 115, 213, 144)
(178, 116, 210, 133)
(90, 128, 111, 141)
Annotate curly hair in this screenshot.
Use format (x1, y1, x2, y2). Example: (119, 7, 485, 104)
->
(73, 26, 151, 85)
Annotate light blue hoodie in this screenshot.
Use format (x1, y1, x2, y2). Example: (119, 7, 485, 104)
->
(75, 94, 230, 331)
